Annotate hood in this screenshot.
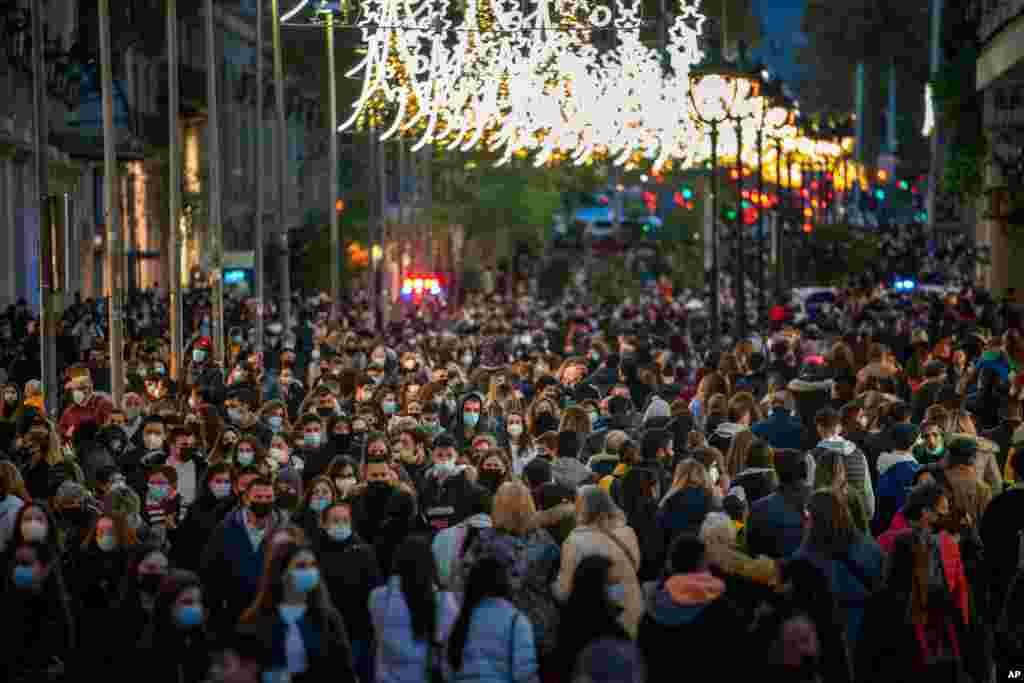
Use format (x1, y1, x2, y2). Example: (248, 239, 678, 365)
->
(454, 391, 487, 429)
(788, 378, 832, 393)
(643, 396, 672, 424)
(877, 451, 919, 476)
(646, 572, 726, 626)
(815, 437, 858, 456)
(713, 422, 748, 440)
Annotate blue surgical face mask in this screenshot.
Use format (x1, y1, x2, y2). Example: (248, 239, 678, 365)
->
(463, 411, 480, 428)
(97, 534, 117, 552)
(174, 604, 204, 628)
(382, 401, 398, 415)
(192, 349, 207, 363)
(268, 415, 284, 432)
(13, 565, 35, 588)
(326, 524, 352, 542)
(310, 497, 331, 513)
(210, 482, 232, 499)
(236, 451, 255, 467)
(304, 433, 321, 449)
(290, 567, 320, 594)
(149, 484, 170, 501)
(227, 408, 243, 423)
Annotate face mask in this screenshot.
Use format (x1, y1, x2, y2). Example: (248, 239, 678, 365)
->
(290, 567, 320, 594)
(236, 451, 255, 467)
(174, 604, 204, 628)
(210, 482, 232, 499)
(304, 433, 321, 448)
(153, 365, 166, 375)
(463, 411, 480, 428)
(310, 497, 331, 513)
(192, 349, 207, 363)
(149, 484, 170, 501)
(269, 447, 289, 464)
(317, 407, 336, 419)
(590, 351, 600, 362)
(268, 416, 284, 433)
(249, 501, 273, 518)
(508, 423, 523, 437)
(21, 520, 47, 542)
(268, 323, 283, 335)
(311, 349, 321, 360)
(96, 534, 117, 552)
(434, 460, 456, 476)
(13, 565, 36, 588)
(462, 353, 474, 366)
(382, 400, 398, 415)
(326, 524, 352, 542)
(124, 406, 142, 421)
(138, 573, 163, 595)
(478, 470, 504, 492)
(277, 493, 299, 510)
(227, 408, 244, 423)
(72, 390, 87, 405)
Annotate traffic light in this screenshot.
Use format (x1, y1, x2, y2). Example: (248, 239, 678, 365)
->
(681, 187, 694, 200)
(897, 179, 909, 191)
(722, 205, 738, 222)
(875, 189, 886, 200)
(803, 222, 813, 233)
(335, 199, 345, 213)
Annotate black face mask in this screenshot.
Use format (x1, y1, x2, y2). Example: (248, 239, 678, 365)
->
(249, 501, 274, 518)
(478, 470, 504, 493)
(138, 573, 163, 595)
(276, 493, 299, 510)
(317, 407, 335, 419)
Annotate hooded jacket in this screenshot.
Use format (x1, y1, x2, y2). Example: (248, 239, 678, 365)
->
(814, 436, 875, 520)
(637, 573, 746, 678)
(873, 451, 920, 535)
(450, 391, 487, 451)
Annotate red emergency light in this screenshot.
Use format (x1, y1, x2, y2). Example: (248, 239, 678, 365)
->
(401, 274, 443, 297)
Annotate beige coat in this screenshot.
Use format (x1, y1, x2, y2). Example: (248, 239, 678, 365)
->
(553, 522, 644, 638)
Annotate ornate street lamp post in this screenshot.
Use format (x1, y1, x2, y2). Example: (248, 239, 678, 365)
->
(689, 44, 748, 350)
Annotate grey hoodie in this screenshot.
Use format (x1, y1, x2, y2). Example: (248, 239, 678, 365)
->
(814, 437, 875, 519)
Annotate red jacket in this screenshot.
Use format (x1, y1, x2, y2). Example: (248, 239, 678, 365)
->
(59, 394, 114, 437)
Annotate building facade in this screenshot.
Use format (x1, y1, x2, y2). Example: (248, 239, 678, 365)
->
(0, 0, 330, 308)
(976, 0, 1024, 292)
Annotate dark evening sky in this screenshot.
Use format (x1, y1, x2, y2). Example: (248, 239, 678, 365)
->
(752, 0, 808, 86)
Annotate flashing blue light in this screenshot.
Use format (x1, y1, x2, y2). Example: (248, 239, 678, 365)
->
(894, 279, 917, 291)
(401, 285, 413, 295)
(430, 284, 441, 295)
(224, 269, 247, 284)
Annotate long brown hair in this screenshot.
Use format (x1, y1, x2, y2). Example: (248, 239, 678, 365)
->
(0, 461, 30, 502)
(239, 541, 343, 631)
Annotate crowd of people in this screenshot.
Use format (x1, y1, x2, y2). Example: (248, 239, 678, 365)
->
(2, 276, 1024, 682)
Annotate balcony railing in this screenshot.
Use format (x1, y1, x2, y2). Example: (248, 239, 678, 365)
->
(979, 0, 1024, 44)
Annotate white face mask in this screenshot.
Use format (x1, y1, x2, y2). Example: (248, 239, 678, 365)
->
(21, 520, 47, 542)
(144, 434, 164, 451)
(269, 447, 289, 464)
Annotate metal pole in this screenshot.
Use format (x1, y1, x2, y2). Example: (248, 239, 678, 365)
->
(271, 0, 290, 327)
(204, 0, 225, 366)
(774, 137, 783, 298)
(100, 0, 124, 407)
(376, 134, 386, 330)
(32, 0, 58, 417)
(926, 0, 944, 237)
(254, 0, 265, 350)
(327, 12, 341, 309)
(168, 0, 184, 382)
(735, 121, 747, 341)
(756, 128, 765, 323)
(709, 124, 720, 350)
